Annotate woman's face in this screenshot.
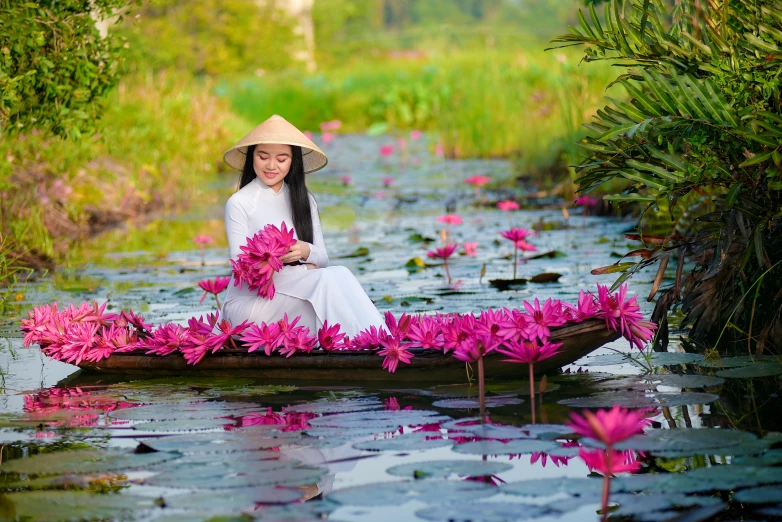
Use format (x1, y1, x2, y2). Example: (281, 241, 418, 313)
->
(253, 143, 292, 192)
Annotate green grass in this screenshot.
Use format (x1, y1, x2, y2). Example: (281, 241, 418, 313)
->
(222, 48, 622, 176)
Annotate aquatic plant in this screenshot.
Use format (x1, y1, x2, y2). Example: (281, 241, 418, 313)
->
(197, 276, 230, 308)
(340, 175, 351, 186)
(317, 320, 346, 352)
(193, 235, 213, 266)
(465, 174, 491, 200)
(552, 0, 782, 354)
(462, 242, 478, 257)
(568, 405, 651, 521)
(230, 222, 296, 300)
(499, 227, 536, 279)
(378, 336, 414, 373)
(379, 145, 394, 157)
(381, 176, 395, 188)
(497, 338, 562, 422)
(426, 243, 458, 285)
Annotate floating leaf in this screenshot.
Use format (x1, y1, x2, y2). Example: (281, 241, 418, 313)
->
(529, 250, 567, 259)
(559, 391, 719, 408)
(452, 424, 534, 440)
(615, 428, 757, 456)
(452, 439, 558, 455)
(502, 477, 603, 498)
(146, 463, 325, 489)
(520, 424, 574, 437)
(353, 433, 453, 452)
(733, 485, 782, 504)
(645, 465, 782, 493)
(284, 398, 382, 414)
(716, 363, 782, 378)
(133, 418, 235, 432)
(488, 278, 528, 291)
(386, 460, 512, 479)
(306, 409, 448, 430)
(415, 502, 551, 521)
(109, 402, 258, 421)
(327, 480, 497, 507)
(1, 449, 178, 476)
(529, 273, 563, 283)
(431, 397, 523, 409)
(696, 355, 777, 368)
(137, 430, 299, 454)
(165, 485, 307, 510)
(0, 491, 151, 521)
(611, 492, 724, 521)
(598, 374, 724, 389)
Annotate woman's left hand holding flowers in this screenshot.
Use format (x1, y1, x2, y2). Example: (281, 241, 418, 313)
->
(280, 241, 311, 264)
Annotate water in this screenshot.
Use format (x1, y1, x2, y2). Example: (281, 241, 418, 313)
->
(1, 135, 780, 521)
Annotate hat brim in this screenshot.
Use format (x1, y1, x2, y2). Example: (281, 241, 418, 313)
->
(224, 141, 327, 174)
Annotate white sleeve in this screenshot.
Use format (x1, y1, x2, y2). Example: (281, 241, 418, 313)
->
(304, 195, 329, 267)
(225, 197, 250, 263)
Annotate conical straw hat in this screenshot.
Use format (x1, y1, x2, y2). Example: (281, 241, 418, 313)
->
(223, 114, 328, 174)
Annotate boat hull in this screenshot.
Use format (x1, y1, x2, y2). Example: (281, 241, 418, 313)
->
(76, 319, 618, 381)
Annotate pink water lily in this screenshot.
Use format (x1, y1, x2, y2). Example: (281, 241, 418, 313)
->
(231, 223, 296, 299)
(475, 308, 507, 352)
(427, 243, 458, 285)
(436, 214, 462, 225)
(410, 130, 422, 140)
(379, 145, 394, 157)
(523, 298, 566, 340)
(378, 336, 413, 373)
(340, 175, 352, 186)
(317, 320, 346, 351)
(500, 228, 536, 279)
(407, 314, 443, 350)
(465, 175, 490, 188)
(193, 235, 213, 245)
(278, 325, 317, 358)
(143, 324, 190, 356)
(440, 314, 475, 354)
(60, 322, 100, 365)
(382, 176, 395, 187)
(198, 276, 231, 306)
(568, 405, 650, 446)
(498, 337, 562, 410)
(115, 310, 153, 336)
(574, 195, 598, 207)
(563, 290, 600, 323)
(241, 321, 281, 355)
(462, 242, 478, 256)
(497, 200, 519, 211)
(597, 284, 656, 350)
(384, 311, 413, 338)
(319, 120, 341, 132)
(322, 132, 334, 144)
(21, 303, 57, 348)
(352, 325, 387, 351)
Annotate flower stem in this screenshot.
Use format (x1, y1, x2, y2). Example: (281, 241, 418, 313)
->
(214, 294, 222, 311)
(478, 355, 486, 422)
(512, 246, 517, 279)
(443, 259, 452, 285)
(200, 245, 206, 267)
(529, 362, 536, 425)
(601, 448, 612, 522)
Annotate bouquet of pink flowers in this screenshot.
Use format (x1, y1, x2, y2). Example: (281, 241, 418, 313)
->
(230, 223, 297, 299)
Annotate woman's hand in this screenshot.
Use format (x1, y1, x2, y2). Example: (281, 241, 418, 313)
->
(280, 241, 311, 264)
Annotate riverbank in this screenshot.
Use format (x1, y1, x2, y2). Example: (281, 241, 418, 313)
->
(0, 73, 248, 286)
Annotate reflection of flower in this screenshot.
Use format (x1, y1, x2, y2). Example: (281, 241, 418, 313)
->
(530, 451, 572, 468)
(579, 448, 641, 475)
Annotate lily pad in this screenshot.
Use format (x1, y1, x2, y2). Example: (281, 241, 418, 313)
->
(386, 459, 512, 479)
(452, 439, 558, 455)
(520, 424, 574, 437)
(733, 485, 782, 504)
(611, 492, 724, 521)
(615, 428, 757, 456)
(696, 355, 777, 368)
(284, 398, 382, 414)
(502, 477, 603, 498)
(559, 391, 719, 408)
(146, 464, 326, 489)
(327, 480, 497, 506)
(488, 278, 528, 291)
(716, 363, 782, 378)
(133, 418, 235, 432)
(137, 430, 299, 454)
(109, 402, 258, 421)
(645, 465, 782, 493)
(581, 352, 705, 367)
(306, 409, 448, 430)
(0, 491, 152, 521)
(453, 424, 534, 440)
(529, 272, 562, 283)
(415, 502, 552, 521)
(431, 397, 523, 409)
(599, 374, 725, 389)
(1, 449, 178, 476)
(353, 432, 453, 451)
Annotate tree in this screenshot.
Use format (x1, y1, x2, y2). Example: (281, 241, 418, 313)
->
(552, 0, 782, 354)
(0, 0, 137, 138)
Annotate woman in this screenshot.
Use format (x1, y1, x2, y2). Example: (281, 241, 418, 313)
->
(221, 114, 385, 339)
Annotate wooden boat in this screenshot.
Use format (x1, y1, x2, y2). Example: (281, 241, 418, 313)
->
(75, 319, 619, 382)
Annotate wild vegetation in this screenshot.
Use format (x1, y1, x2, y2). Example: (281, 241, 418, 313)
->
(553, 0, 782, 353)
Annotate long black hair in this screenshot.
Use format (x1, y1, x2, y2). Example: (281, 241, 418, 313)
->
(239, 144, 314, 244)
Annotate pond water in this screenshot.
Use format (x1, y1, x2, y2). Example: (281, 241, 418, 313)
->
(1, 135, 781, 521)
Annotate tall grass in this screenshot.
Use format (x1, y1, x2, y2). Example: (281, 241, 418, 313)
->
(224, 49, 621, 178)
(0, 72, 249, 282)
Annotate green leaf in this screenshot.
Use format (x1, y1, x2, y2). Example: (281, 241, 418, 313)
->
(589, 3, 604, 36)
(618, 169, 667, 191)
(604, 193, 657, 202)
(648, 148, 687, 171)
(643, 70, 680, 115)
(725, 183, 741, 210)
(670, 69, 708, 119)
(744, 32, 779, 52)
(577, 9, 597, 39)
(619, 80, 662, 116)
(739, 149, 775, 168)
(625, 159, 684, 183)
